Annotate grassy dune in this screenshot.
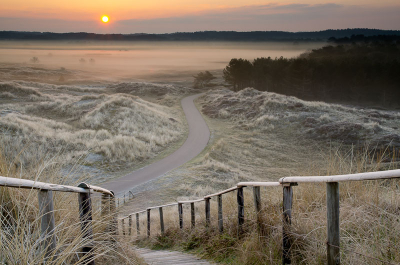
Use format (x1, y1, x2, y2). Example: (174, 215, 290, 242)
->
(0, 64, 195, 264)
(0, 62, 201, 264)
(202, 88, 400, 147)
(0, 72, 190, 183)
(133, 88, 400, 264)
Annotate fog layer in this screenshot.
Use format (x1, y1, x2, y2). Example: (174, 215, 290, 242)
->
(0, 41, 325, 82)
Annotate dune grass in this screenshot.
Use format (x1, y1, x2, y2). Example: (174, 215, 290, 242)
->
(0, 79, 187, 183)
(125, 89, 400, 264)
(130, 144, 400, 264)
(0, 146, 145, 264)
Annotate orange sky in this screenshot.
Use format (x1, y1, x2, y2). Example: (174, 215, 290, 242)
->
(1, 0, 399, 33)
(2, 0, 399, 20)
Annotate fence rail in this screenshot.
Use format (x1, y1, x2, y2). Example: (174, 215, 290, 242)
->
(279, 169, 400, 183)
(119, 169, 400, 265)
(0, 176, 116, 265)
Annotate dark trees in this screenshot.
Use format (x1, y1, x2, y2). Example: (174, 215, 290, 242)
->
(223, 59, 253, 91)
(193, 71, 216, 88)
(222, 41, 400, 107)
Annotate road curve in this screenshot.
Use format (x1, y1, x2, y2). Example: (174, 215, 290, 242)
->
(102, 94, 210, 195)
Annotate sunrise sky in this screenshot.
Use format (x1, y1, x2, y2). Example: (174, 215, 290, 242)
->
(1, 0, 399, 33)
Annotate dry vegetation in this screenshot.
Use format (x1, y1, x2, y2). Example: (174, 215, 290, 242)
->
(0, 64, 193, 183)
(202, 88, 400, 147)
(0, 150, 145, 264)
(0, 62, 197, 264)
(127, 88, 400, 264)
(2, 59, 400, 264)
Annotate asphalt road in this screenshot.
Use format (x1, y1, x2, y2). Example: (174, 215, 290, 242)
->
(102, 94, 210, 195)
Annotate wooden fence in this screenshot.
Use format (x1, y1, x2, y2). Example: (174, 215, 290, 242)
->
(0, 176, 116, 265)
(120, 169, 400, 265)
(115, 190, 135, 208)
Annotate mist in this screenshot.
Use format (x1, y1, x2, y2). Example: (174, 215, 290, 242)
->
(0, 40, 325, 83)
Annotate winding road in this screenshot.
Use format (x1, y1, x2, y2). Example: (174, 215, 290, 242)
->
(103, 94, 210, 195)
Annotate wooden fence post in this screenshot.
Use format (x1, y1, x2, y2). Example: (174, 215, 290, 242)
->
(159, 207, 165, 234)
(38, 190, 56, 260)
(327, 182, 340, 265)
(217, 194, 223, 233)
(101, 194, 110, 236)
(253, 186, 262, 235)
(136, 213, 140, 236)
(110, 194, 118, 237)
(282, 184, 294, 265)
(121, 218, 125, 236)
(178, 203, 183, 229)
(147, 209, 151, 237)
(191, 202, 195, 229)
(237, 187, 244, 236)
(205, 198, 211, 227)
(78, 188, 95, 265)
(129, 215, 132, 236)
(101, 194, 109, 217)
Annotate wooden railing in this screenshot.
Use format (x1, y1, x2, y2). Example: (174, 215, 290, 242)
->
(0, 176, 116, 265)
(115, 190, 135, 208)
(119, 169, 400, 265)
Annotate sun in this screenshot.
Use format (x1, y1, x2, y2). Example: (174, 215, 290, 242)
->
(101, 16, 109, 23)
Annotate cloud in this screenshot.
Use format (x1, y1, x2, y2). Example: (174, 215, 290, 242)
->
(1, 3, 400, 33)
(116, 3, 400, 33)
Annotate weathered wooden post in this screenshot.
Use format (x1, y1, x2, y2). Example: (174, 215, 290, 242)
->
(159, 207, 165, 234)
(101, 194, 110, 217)
(77, 184, 95, 265)
(282, 184, 294, 265)
(178, 203, 183, 229)
(147, 209, 151, 237)
(237, 187, 244, 236)
(253, 186, 262, 235)
(124, 193, 126, 203)
(121, 218, 125, 236)
(205, 198, 211, 227)
(110, 193, 118, 237)
(38, 190, 56, 260)
(217, 194, 223, 233)
(129, 214, 132, 236)
(327, 182, 340, 265)
(136, 213, 140, 236)
(101, 194, 110, 235)
(191, 202, 195, 229)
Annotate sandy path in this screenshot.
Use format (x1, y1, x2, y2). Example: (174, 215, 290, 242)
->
(102, 94, 210, 195)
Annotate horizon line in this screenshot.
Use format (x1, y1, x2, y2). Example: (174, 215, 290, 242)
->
(1, 28, 400, 35)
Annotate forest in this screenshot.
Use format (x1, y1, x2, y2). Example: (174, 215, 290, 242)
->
(223, 36, 400, 107)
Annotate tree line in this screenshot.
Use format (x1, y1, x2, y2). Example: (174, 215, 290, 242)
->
(1, 29, 400, 41)
(223, 40, 400, 106)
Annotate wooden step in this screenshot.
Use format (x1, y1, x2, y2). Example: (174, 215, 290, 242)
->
(134, 247, 214, 265)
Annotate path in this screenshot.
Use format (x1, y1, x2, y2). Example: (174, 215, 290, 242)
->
(103, 94, 210, 196)
(135, 248, 213, 265)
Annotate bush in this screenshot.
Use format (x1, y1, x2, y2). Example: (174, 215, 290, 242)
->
(193, 71, 216, 88)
